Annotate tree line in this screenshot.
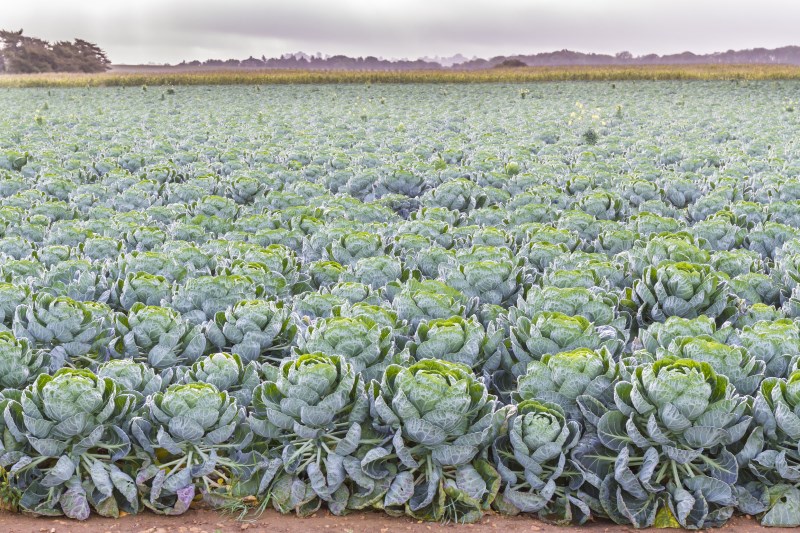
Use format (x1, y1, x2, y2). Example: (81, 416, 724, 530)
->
(0, 29, 110, 74)
(177, 53, 439, 71)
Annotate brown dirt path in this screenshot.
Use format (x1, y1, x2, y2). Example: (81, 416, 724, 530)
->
(0, 510, 792, 533)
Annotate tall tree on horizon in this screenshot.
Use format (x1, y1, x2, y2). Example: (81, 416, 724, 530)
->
(0, 29, 111, 73)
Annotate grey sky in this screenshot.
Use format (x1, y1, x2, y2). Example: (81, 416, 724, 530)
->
(5, 0, 800, 64)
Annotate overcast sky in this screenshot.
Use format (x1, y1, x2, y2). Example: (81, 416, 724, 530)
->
(5, 0, 800, 64)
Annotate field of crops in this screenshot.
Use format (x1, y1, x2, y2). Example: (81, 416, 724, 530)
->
(0, 81, 799, 529)
(4, 64, 800, 87)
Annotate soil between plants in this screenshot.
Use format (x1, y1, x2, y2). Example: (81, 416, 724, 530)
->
(0, 510, 792, 533)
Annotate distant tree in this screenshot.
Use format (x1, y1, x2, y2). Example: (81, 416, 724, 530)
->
(72, 39, 111, 71)
(0, 30, 54, 73)
(494, 58, 527, 68)
(240, 56, 264, 68)
(0, 29, 110, 73)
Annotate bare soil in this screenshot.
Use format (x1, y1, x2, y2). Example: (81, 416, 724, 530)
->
(0, 510, 793, 533)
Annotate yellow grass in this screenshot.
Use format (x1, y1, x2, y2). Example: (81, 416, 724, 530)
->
(2, 64, 800, 87)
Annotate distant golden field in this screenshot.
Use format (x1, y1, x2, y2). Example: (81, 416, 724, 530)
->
(3, 64, 800, 86)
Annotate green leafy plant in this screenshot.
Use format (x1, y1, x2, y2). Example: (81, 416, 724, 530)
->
(203, 300, 296, 365)
(514, 347, 618, 419)
(574, 359, 750, 529)
(364, 359, 508, 523)
(108, 303, 206, 370)
(244, 353, 370, 515)
(740, 372, 800, 526)
(491, 400, 587, 524)
(1, 369, 138, 519)
(13, 294, 111, 368)
(622, 262, 736, 329)
(131, 383, 253, 514)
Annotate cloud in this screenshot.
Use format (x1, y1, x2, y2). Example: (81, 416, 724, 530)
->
(4, 0, 800, 64)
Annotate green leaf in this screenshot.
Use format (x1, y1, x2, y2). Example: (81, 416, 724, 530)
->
(60, 484, 90, 520)
(384, 471, 414, 507)
(598, 411, 632, 451)
(762, 485, 800, 527)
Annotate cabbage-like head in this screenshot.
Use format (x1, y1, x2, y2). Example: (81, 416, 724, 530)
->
(626, 236, 709, 279)
(626, 261, 734, 327)
(744, 371, 800, 517)
(441, 259, 525, 306)
(113, 271, 173, 311)
(734, 319, 799, 378)
(411, 315, 499, 370)
(328, 231, 384, 265)
(389, 280, 468, 330)
(509, 312, 620, 378)
(711, 248, 763, 278)
(131, 381, 249, 514)
(110, 303, 206, 369)
(515, 347, 617, 417)
(299, 315, 394, 380)
(0, 331, 49, 390)
(530, 312, 593, 345)
(276, 352, 350, 410)
(576, 191, 626, 221)
(39, 370, 106, 423)
(662, 336, 764, 395)
(515, 286, 622, 330)
(249, 351, 367, 448)
(97, 359, 166, 398)
(734, 303, 786, 329)
(639, 315, 722, 353)
(306, 260, 346, 289)
(2, 368, 137, 518)
(204, 299, 295, 364)
(158, 383, 222, 419)
(14, 294, 103, 347)
(491, 400, 584, 521)
(638, 359, 721, 421)
(664, 262, 710, 298)
(516, 400, 566, 450)
(183, 352, 259, 407)
(227, 260, 292, 299)
(301, 315, 381, 356)
(351, 255, 404, 289)
(787, 372, 800, 406)
(21, 368, 133, 443)
(372, 359, 497, 447)
(395, 360, 474, 420)
(545, 347, 611, 383)
(148, 382, 240, 443)
(0, 282, 29, 326)
(171, 275, 258, 324)
(754, 372, 800, 443)
(13, 294, 111, 368)
(328, 281, 380, 306)
(584, 358, 748, 528)
(125, 303, 184, 341)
